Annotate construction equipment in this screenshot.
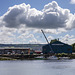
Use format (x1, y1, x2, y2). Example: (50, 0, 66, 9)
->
(41, 29, 54, 53)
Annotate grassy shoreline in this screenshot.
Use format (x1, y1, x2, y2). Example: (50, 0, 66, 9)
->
(0, 57, 17, 60)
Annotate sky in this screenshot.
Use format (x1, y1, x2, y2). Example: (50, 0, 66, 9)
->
(0, 0, 75, 44)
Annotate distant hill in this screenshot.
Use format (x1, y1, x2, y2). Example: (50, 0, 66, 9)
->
(0, 44, 45, 51)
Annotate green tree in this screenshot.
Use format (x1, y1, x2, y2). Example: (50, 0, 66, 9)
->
(71, 43, 75, 52)
(50, 39, 58, 43)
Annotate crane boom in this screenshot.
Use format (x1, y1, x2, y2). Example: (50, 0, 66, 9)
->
(41, 30, 49, 44)
(41, 29, 53, 53)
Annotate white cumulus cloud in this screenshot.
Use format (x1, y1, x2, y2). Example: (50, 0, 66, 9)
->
(70, 0, 75, 4)
(60, 34, 75, 45)
(0, 1, 75, 30)
(0, 1, 75, 44)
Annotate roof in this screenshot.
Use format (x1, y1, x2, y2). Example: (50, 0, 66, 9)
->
(0, 47, 30, 50)
(51, 41, 71, 46)
(43, 41, 72, 47)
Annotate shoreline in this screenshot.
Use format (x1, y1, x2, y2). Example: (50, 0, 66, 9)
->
(0, 55, 75, 60)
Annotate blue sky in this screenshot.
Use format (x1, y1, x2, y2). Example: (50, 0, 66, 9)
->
(0, 0, 75, 15)
(0, 0, 75, 44)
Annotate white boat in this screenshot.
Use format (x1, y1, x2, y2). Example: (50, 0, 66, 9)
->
(35, 55, 69, 60)
(47, 56, 58, 60)
(47, 56, 70, 60)
(35, 56, 43, 59)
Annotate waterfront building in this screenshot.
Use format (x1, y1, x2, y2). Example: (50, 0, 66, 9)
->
(0, 47, 34, 54)
(42, 41, 72, 54)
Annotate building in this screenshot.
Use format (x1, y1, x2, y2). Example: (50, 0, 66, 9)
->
(0, 47, 34, 54)
(42, 41, 72, 54)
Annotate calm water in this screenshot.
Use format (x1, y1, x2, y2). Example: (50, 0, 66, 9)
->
(0, 59, 75, 75)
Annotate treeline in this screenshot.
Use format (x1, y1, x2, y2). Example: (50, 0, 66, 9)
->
(0, 44, 44, 47)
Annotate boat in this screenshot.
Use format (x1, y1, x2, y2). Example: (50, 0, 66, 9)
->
(47, 55, 58, 60)
(46, 56, 69, 60)
(35, 56, 44, 59)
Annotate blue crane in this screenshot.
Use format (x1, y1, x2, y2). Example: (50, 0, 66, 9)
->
(41, 29, 54, 53)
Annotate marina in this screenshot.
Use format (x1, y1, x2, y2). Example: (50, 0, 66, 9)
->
(0, 30, 74, 60)
(0, 0, 75, 75)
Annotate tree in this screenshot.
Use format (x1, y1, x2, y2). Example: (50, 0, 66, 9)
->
(71, 43, 75, 52)
(50, 39, 58, 43)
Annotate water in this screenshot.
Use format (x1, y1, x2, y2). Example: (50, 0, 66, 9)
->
(0, 59, 75, 75)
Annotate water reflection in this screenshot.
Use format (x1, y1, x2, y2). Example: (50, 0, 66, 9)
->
(0, 59, 75, 75)
(52, 65, 71, 69)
